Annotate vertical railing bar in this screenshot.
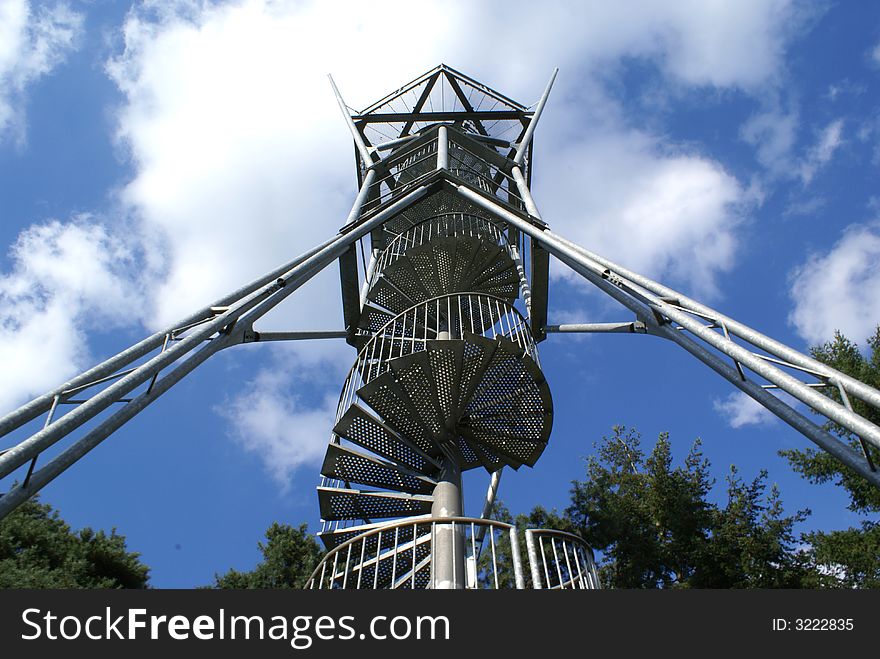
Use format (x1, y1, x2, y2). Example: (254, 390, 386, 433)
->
(391, 526, 399, 587)
(412, 522, 417, 589)
(562, 539, 575, 589)
(551, 537, 564, 590)
(343, 543, 352, 589)
(452, 521, 457, 587)
(471, 523, 478, 589)
(331, 549, 339, 589)
(430, 522, 436, 589)
(539, 536, 551, 588)
(490, 527, 499, 589)
(374, 531, 382, 589)
(573, 544, 587, 589)
(357, 538, 366, 589)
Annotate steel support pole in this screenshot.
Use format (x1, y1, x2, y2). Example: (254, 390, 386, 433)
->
(359, 248, 379, 307)
(545, 322, 648, 334)
(453, 184, 880, 489)
(513, 68, 558, 167)
(437, 125, 449, 170)
(524, 530, 543, 589)
(552, 233, 880, 412)
(245, 331, 347, 342)
(431, 458, 465, 589)
(509, 526, 526, 590)
(0, 185, 429, 505)
(329, 74, 373, 166)
(0, 234, 340, 439)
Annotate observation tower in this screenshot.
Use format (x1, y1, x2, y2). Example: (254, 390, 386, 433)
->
(2, 65, 879, 590)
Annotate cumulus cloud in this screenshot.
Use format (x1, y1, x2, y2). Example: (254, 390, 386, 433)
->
(799, 119, 844, 184)
(742, 111, 845, 185)
(741, 107, 799, 177)
(789, 223, 880, 346)
(713, 392, 776, 428)
(215, 366, 340, 489)
(0, 0, 83, 144)
(541, 130, 746, 298)
(0, 219, 140, 411)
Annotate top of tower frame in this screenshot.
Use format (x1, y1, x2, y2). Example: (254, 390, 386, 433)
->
(349, 64, 538, 185)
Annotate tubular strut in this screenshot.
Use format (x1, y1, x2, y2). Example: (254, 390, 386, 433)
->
(453, 184, 880, 490)
(0, 181, 429, 520)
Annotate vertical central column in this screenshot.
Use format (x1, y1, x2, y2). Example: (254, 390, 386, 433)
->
(431, 457, 465, 589)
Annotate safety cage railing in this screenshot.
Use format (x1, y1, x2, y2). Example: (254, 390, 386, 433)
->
(525, 528, 601, 589)
(305, 516, 600, 590)
(358, 125, 528, 221)
(337, 292, 537, 420)
(371, 213, 510, 282)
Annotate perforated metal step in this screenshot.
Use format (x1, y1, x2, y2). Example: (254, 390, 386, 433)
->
(357, 376, 439, 458)
(318, 486, 434, 521)
(364, 236, 519, 324)
(321, 443, 437, 495)
(333, 403, 439, 475)
(351, 334, 551, 473)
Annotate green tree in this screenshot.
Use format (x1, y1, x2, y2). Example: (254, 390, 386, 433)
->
(211, 522, 324, 588)
(0, 496, 149, 588)
(476, 502, 573, 588)
(566, 426, 811, 588)
(780, 327, 880, 587)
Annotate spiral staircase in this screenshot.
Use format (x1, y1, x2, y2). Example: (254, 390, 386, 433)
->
(317, 212, 553, 541)
(309, 66, 598, 589)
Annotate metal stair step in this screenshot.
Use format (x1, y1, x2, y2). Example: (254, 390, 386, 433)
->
(321, 443, 437, 495)
(457, 334, 499, 410)
(425, 339, 465, 421)
(332, 403, 439, 474)
(466, 428, 545, 468)
(388, 351, 446, 439)
(407, 244, 444, 297)
(466, 410, 549, 441)
(317, 486, 434, 521)
(382, 257, 432, 303)
(366, 277, 418, 316)
(357, 374, 439, 457)
(430, 237, 458, 292)
(450, 238, 484, 292)
(460, 429, 510, 471)
(357, 303, 395, 333)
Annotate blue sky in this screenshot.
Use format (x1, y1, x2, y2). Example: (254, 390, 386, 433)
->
(1, 0, 880, 587)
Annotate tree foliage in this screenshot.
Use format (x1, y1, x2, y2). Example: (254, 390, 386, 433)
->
(0, 496, 149, 588)
(566, 427, 811, 588)
(210, 522, 324, 589)
(779, 327, 880, 587)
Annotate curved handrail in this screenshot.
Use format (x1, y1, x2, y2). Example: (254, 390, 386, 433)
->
(305, 516, 518, 590)
(374, 213, 509, 279)
(338, 292, 537, 422)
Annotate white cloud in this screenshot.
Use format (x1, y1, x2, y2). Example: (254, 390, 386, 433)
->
(0, 219, 140, 411)
(742, 110, 845, 185)
(789, 223, 880, 346)
(541, 130, 747, 298)
(0, 0, 83, 144)
(799, 119, 844, 184)
(714, 391, 776, 428)
(741, 107, 799, 176)
(216, 366, 339, 489)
